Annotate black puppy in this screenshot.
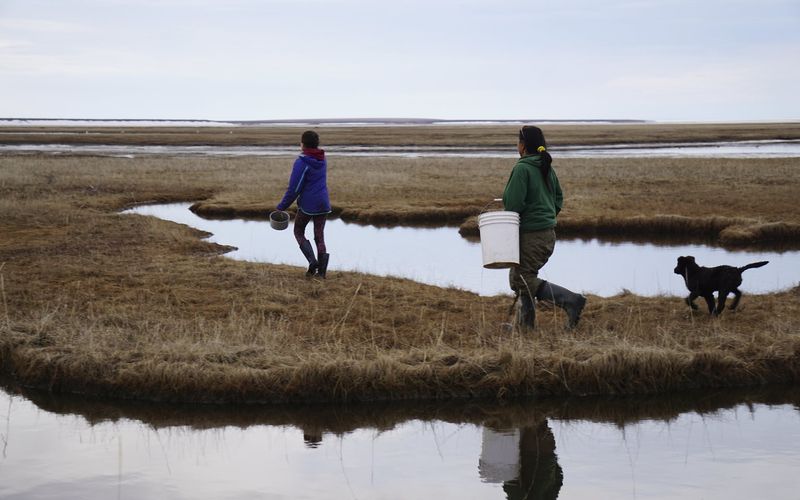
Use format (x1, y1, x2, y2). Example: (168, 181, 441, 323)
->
(674, 256, 768, 315)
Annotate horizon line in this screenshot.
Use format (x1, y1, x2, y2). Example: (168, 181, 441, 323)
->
(0, 117, 649, 124)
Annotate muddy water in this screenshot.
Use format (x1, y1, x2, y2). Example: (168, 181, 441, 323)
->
(1, 385, 798, 499)
(125, 203, 800, 297)
(4, 139, 800, 158)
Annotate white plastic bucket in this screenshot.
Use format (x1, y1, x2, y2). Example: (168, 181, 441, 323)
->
(478, 211, 520, 269)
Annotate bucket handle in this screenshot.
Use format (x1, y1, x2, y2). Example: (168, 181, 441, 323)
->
(480, 198, 505, 214)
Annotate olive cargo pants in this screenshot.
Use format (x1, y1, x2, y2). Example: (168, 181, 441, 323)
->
(509, 228, 556, 297)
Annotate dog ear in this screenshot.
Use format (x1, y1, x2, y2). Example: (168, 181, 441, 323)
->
(687, 256, 696, 263)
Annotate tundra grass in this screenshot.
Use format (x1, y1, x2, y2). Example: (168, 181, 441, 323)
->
(188, 155, 800, 245)
(0, 152, 799, 404)
(2, 121, 800, 148)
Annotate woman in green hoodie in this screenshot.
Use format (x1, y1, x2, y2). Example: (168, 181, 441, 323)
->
(503, 125, 586, 330)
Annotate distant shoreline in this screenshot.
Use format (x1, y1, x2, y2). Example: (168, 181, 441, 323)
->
(2, 121, 799, 149)
(4, 118, 799, 129)
(0, 117, 650, 128)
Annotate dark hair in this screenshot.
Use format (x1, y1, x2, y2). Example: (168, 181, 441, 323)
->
(519, 125, 553, 193)
(301, 130, 320, 149)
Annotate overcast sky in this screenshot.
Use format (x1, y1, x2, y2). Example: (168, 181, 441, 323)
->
(1, 0, 798, 121)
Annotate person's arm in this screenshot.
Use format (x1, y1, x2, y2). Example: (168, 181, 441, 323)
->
(276, 158, 308, 211)
(503, 164, 528, 213)
(553, 172, 563, 215)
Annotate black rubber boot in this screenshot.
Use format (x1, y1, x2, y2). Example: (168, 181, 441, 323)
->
(299, 240, 318, 277)
(519, 293, 535, 331)
(317, 253, 330, 279)
(535, 281, 587, 329)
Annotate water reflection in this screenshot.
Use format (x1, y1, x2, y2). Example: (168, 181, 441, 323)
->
(480, 423, 562, 500)
(1, 384, 799, 499)
(124, 203, 800, 297)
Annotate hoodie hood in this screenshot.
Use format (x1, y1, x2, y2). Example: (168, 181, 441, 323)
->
(519, 153, 543, 167)
(302, 147, 325, 162)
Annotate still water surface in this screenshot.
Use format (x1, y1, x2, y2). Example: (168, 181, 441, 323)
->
(2, 386, 798, 499)
(125, 203, 800, 297)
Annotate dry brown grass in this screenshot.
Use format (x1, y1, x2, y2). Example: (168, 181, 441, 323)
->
(184, 154, 800, 245)
(3, 121, 800, 147)
(1, 134, 799, 404)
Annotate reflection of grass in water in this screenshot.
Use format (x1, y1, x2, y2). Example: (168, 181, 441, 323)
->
(1, 151, 799, 404)
(7, 378, 798, 434)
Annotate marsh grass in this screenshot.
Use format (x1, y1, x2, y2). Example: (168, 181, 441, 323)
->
(1, 138, 799, 403)
(191, 154, 800, 244)
(4, 287, 798, 403)
(3, 122, 800, 147)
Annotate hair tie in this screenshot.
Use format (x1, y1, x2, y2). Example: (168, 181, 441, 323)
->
(537, 146, 546, 153)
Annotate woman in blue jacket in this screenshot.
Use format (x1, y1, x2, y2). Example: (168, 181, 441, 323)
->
(276, 130, 332, 278)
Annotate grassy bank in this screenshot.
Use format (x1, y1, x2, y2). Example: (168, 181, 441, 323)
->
(3, 121, 800, 148)
(1, 147, 799, 404)
(184, 155, 800, 246)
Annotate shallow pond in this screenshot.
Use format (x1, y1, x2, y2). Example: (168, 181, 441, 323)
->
(2, 385, 798, 499)
(4, 139, 800, 158)
(125, 203, 800, 297)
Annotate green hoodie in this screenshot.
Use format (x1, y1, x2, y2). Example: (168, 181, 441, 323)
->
(502, 154, 563, 232)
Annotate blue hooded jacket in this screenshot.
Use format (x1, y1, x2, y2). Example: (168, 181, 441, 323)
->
(276, 152, 331, 215)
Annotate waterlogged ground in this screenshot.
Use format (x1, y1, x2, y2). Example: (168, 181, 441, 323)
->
(4, 139, 800, 158)
(125, 203, 800, 297)
(1, 386, 799, 499)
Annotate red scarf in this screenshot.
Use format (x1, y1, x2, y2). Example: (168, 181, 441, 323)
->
(302, 147, 325, 160)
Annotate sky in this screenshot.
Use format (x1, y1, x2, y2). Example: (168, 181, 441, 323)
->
(1, 0, 799, 122)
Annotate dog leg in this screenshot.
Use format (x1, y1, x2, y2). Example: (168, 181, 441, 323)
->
(702, 294, 716, 315)
(729, 288, 742, 310)
(685, 293, 699, 310)
(716, 291, 729, 316)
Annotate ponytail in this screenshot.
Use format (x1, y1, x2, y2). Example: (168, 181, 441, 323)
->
(519, 126, 553, 193)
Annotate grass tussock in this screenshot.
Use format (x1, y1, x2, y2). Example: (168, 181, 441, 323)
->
(1, 134, 799, 404)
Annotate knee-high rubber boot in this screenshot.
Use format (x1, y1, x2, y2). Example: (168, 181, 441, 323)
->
(535, 281, 587, 329)
(299, 240, 318, 277)
(519, 293, 535, 331)
(317, 253, 330, 279)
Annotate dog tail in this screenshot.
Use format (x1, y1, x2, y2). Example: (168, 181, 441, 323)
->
(739, 261, 769, 272)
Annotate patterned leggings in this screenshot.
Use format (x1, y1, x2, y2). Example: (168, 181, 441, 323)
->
(294, 211, 327, 255)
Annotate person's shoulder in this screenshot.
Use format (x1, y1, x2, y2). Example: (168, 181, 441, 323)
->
(513, 156, 535, 171)
(518, 154, 542, 165)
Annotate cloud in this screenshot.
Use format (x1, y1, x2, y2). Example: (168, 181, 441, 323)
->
(609, 67, 752, 97)
(607, 44, 800, 96)
(0, 18, 88, 34)
(0, 39, 32, 50)
(1, 0, 797, 120)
